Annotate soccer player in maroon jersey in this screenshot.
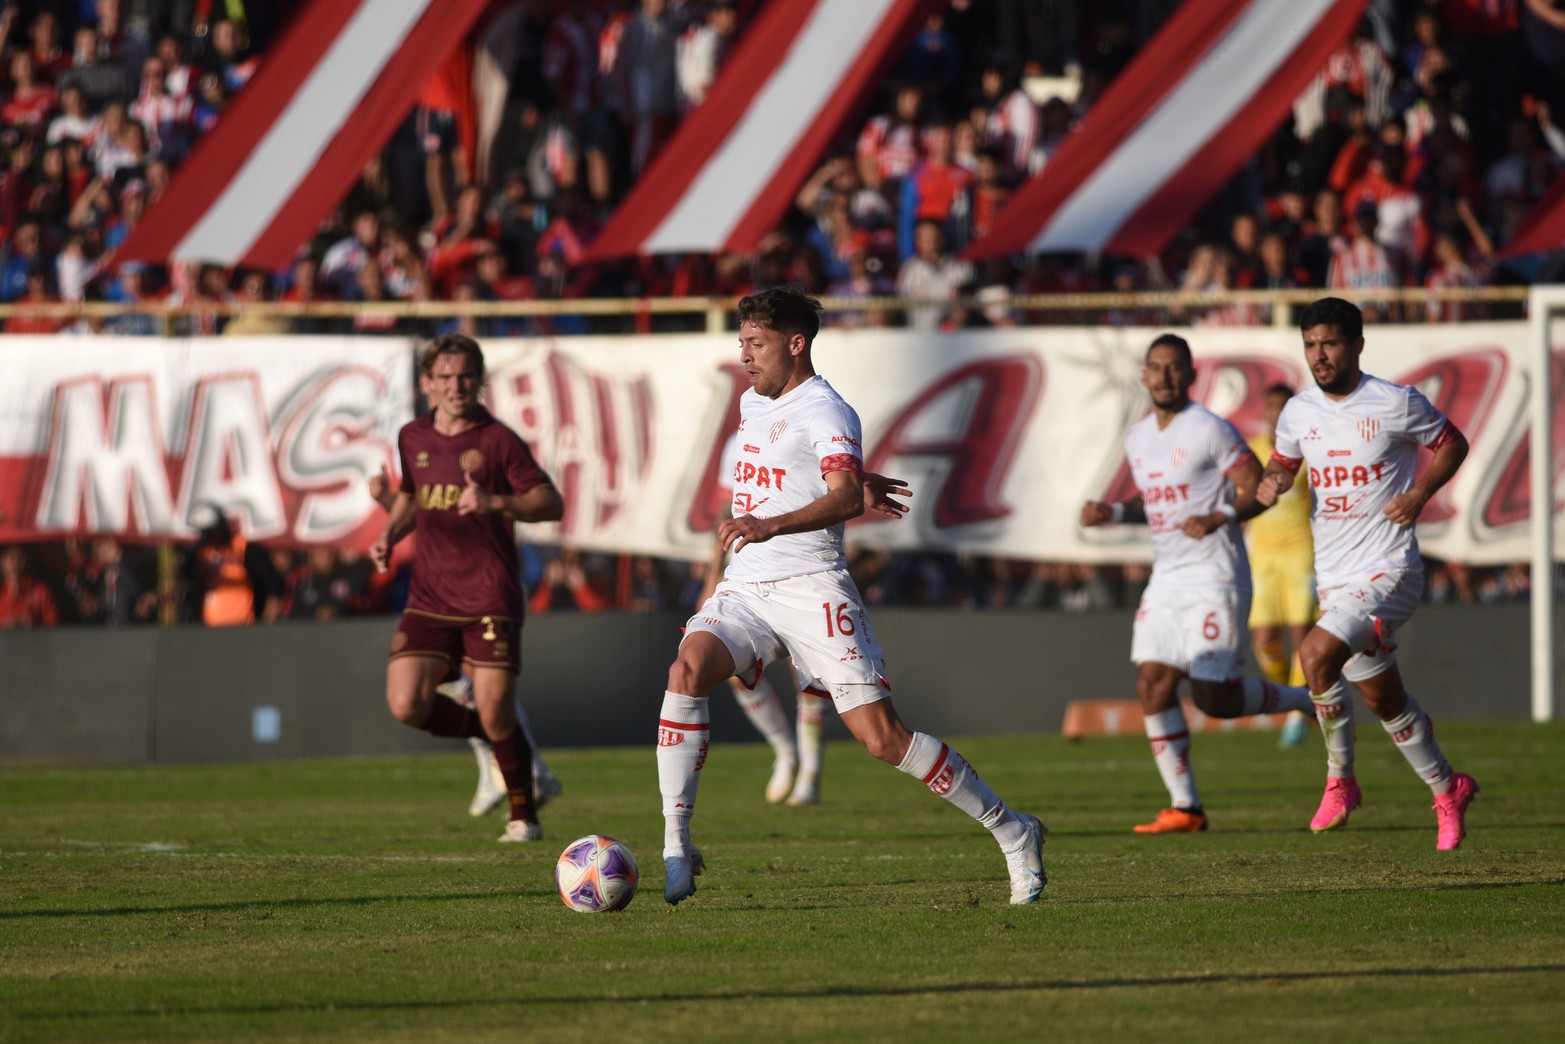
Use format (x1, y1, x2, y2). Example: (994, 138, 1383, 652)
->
(370, 333, 564, 842)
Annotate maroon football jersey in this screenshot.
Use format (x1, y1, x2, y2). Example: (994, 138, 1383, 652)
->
(397, 407, 550, 617)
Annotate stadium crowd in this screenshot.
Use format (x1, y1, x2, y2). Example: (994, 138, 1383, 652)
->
(1, 0, 1561, 625)
(1, 0, 1563, 333)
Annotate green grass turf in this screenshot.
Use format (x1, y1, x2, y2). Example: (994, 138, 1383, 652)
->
(3, 721, 1564, 1042)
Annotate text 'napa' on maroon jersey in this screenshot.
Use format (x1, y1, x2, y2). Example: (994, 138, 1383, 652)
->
(397, 406, 550, 617)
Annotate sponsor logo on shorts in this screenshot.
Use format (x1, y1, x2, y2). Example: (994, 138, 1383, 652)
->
(459, 449, 484, 472)
(839, 645, 863, 663)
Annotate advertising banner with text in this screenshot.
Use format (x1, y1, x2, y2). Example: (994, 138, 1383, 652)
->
(0, 337, 412, 548)
(1, 325, 1559, 566)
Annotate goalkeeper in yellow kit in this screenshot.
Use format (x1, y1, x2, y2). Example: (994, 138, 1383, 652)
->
(1246, 384, 1318, 748)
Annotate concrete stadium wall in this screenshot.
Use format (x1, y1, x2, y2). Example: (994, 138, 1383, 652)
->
(0, 604, 1551, 766)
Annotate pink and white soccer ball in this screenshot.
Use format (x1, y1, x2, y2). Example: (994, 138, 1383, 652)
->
(555, 834, 639, 912)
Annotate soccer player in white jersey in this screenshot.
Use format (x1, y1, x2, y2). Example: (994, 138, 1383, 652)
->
(656, 285, 1045, 906)
(1082, 334, 1318, 834)
(702, 428, 832, 806)
(1257, 297, 1477, 850)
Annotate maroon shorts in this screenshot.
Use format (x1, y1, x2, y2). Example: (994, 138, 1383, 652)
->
(389, 608, 523, 674)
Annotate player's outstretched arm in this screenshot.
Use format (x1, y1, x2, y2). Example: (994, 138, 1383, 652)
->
(862, 472, 911, 518)
(719, 469, 863, 551)
(1385, 426, 1469, 526)
(1080, 495, 1145, 528)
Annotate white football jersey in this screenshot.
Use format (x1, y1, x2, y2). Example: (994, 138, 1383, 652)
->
(725, 376, 864, 584)
(1271, 373, 1452, 588)
(1123, 403, 1255, 592)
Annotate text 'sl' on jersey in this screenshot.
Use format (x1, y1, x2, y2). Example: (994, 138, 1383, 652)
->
(1124, 402, 1255, 592)
(397, 407, 551, 617)
(725, 376, 863, 584)
(1271, 374, 1453, 589)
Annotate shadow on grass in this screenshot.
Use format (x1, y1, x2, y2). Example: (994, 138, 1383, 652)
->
(0, 891, 555, 920)
(20, 962, 1565, 1022)
(7, 875, 1562, 920)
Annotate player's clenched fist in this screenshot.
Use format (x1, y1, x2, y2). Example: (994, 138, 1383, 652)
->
(1080, 500, 1114, 527)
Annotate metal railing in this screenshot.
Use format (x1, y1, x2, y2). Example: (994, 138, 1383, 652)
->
(0, 285, 1535, 333)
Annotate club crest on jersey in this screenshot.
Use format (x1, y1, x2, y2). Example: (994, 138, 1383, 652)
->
(1358, 419, 1381, 441)
(769, 421, 788, 443)
(459, 449, 484, 472)
(1170, 448, 1187, 468)
(415, 451, 430, 469)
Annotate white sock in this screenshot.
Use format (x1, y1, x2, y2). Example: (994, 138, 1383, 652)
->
(1144, 706, 1200, 810)
(1311, 680, 1356, 778)
(796, 691, 827, 781)
(657, 691, 709, 856)
(1240, 677, 1315, 716)
(467, 737, 496, 787)
(1380, 694, 1453, 794)
(895, 731, 1025, 849)
(731, 676, 795, 761)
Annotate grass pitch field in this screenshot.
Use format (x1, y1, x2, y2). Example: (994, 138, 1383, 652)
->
(3, 721, 1564, 1042)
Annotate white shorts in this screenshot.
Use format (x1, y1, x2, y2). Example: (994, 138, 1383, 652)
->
(683, 568, 891, 714)
(1317, 569, 1424, 682)
(1131, 585, 1251, 682)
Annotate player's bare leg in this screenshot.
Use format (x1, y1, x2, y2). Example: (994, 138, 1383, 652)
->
(787, 689, 828, 805)
(659, 633, 734, 904)
(838, 696, 1045, 905)
(470, 664, 540, 842)
(1133, 662, 1206, 833)
(1190, 670, 1316, 761)
(1298, 628, 1362, 831)
(387, 654, 486, 739)
(1355, 662, 1477, 850)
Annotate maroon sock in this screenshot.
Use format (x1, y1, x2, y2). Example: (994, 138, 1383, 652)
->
(421, 698, 486, 739)
(490, 727, 536, 822)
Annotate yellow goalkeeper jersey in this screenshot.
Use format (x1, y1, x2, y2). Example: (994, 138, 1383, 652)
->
(1246, 432, 1313, 554)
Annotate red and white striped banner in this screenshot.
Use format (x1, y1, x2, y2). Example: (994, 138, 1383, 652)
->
(118, 0, 490, 270)
(584, 0, 930, 261)
(1500, 170, 1565, 258)
(966, 0, 1368, 260)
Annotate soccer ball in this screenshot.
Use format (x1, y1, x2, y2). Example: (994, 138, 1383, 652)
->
(555, 834, 639, 912)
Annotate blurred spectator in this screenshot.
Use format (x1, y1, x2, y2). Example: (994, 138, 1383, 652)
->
(59, 25, 131, 109)
(286, 548, 364, 621)
(1328, 200, 1402, 321)
(896, 219, 972, 330)
(0, 545, 60, 628)
(64, 536, 155, 625)
(897, 118, 973, 259)
(857, 81, 924, 188)
(675, 0, 737, 111)
(181, 507, 285, 626)
(2, 52, 56, 133)
(612, 0, 680, 178)
(529, 550, 610, 612)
